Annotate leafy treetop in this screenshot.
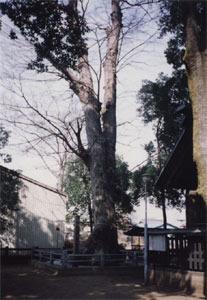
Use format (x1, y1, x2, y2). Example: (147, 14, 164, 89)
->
(1, 0, 89, 72)
(159, 0, 207, 68)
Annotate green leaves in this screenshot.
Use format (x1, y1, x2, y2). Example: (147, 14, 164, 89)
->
(63, 159, 90, 217)
(114, 157, 133, 214)
(0, 126, 11, 163)
(62, 157, 133, 226)
(138, 70, 189, 155)
(159, 0, 207, 60)
(1, 0, 89, 72)
(0, 126, 21, 233)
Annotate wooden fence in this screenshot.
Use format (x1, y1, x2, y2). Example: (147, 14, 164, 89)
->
(149, 236, 206, 272)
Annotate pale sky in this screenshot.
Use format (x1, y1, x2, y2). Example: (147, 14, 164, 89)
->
(0, 5, 185, 227)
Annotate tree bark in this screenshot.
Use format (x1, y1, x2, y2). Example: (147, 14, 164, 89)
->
(79, 65, 117, 252)
(87, 196, 93, 234)
(184, 4, 207, 203)
(102, 0, 122, 233)
(161, 190, 167, 230)
(73, 215, 80, 254)
(76, 1, 122, 253)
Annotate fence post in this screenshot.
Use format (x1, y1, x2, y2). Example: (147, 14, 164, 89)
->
(39, 250, 42, 262)
(100, 252, 105, 267)
(31, 247, 34, 261)
(62, 250, 67, 269)
(49, 252, 53, 265)
(5, 246, 9, 257)
(133, 251, 137, 266)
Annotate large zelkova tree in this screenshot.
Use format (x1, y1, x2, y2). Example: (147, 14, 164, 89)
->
(159, 0, 207, 202)
(0, 0, 155, 252)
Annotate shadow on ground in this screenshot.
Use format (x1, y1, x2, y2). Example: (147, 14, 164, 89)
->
(1, 265, 204, 300)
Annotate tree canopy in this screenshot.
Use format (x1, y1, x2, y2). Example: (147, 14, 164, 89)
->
(138, 70, 189, 157)
(1, 0, 88, 72)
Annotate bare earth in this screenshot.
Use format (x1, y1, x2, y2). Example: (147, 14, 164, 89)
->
(1, 265, 204, 300)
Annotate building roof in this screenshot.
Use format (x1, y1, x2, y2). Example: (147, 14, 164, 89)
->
(155, 128, 197, 189)
(124, 226, 205, 237)
(138, 219, 178, 229)
(0, 165, 67, 197)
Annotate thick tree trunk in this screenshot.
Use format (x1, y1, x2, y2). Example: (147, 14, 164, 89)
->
(184, 6, 207, 203)
(80, 0, 122, 253)
(81, 88, 118, 252)
(73, 215, 80, 254)
(102, 0, 122, 225)
(87, 196, 93, 234)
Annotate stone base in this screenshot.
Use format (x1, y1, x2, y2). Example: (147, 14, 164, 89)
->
(149, 266, 206, 298)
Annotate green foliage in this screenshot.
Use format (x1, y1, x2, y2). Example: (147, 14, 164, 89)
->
(63, 159, 91, 223)
(0, 126, 11, 163)
(63, 157, 133, 227)
(138, 70, 190, 155)
(114, 157, 133, 214)
(0, 167, 21, 233)
(134, 1, 196, 211)
(131, 161, 156, 204)
(1, 0, 89, 72)
(0, 126, 21, 233)
(131, 143, 184, 210)
(159, 0, 207, 62)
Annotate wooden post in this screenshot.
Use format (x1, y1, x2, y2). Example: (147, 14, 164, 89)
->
(49, 252, 53, 265)
(5, 246, 9, 258)
(39, 250, 42, 262)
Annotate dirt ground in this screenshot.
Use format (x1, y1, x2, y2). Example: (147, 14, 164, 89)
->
(1, 265, 204, 300)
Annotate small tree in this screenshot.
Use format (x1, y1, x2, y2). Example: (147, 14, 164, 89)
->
(63, 158, 93, 232)
(63, 156, 133, 235)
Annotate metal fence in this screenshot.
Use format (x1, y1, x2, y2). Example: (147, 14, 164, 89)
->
(0, 247, 62, 264)
(1, 247, 32, 257)
(32, 249, 144, 269)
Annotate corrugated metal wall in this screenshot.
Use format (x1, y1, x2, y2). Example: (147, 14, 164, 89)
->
(6, 178, 67, 248)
